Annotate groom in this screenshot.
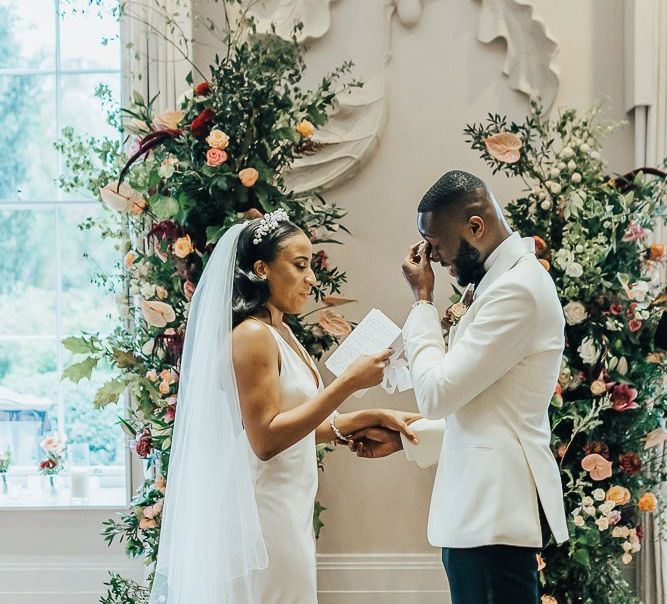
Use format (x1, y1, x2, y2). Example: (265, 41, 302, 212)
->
(356, 170, 569, 603)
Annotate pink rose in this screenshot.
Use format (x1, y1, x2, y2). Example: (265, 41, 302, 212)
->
(206, 148, 228, 167)
(628, 319, 642, 332)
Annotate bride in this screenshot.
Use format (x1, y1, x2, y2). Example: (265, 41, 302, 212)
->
(149, 209, 419, 603)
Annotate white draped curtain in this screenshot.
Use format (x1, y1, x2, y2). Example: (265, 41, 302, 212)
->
(625, 1, 667, 602)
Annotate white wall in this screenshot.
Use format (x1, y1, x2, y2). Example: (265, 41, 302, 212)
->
(1, 1, 635, 602)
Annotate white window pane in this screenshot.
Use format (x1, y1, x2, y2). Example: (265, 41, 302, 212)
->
(0, 339, 58, 466)
(60, 73, 121, 140)
(0, 75, 58, 201)
(0, 0, 55, 70)
(60, 1, 121, 71)
(0, 208, 57, 336)
(60, 204, 119, 335)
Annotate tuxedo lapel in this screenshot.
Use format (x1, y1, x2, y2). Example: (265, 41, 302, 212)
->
(474, 235, 536, 300)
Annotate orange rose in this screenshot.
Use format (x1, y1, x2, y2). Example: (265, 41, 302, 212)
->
(296, 119, 315, 138)
(649, 243, 665, 260)
(484, 132, 522, 163)
(638, 492, 657, 513)
(239, 167, 259, 187)
(581, 453, 613, 481)
(606, 485, 631, 506)
(173, 235, 194, 258)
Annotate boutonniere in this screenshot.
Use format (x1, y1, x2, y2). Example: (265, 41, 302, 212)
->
(442, 283, 475, 332)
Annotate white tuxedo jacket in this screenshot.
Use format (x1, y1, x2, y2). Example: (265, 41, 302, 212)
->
(402, 234, 569, 548)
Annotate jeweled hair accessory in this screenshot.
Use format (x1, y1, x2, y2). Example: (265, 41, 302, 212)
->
(252, 208, 290, 245)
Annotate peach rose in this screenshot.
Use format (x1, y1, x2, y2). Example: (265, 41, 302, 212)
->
(139, 517, 157, 530)
(140, 299, 176, 328)
(606, 485, 631, 506)
(206, 148, 228, 167)
(155, 475, 166, 493)
(639, 492, 657, 513)
(296, 119, 315, 138)
(649, 243, 665, 261)
(146, 370, 158, 382)
(173, 235, 194, 258)
(159, 380, 171, 394)
(123, 251, 137, 268)
(239, 167, 259, 187)
(100, 182, 147, 214)
(590, 380, 607, 396)
(153, 110, 183, 131)
(484, 132, 523, 163)
(205, 129, 230, 150)
(581, 453, 613, 481)
(318, 309, 352, 337)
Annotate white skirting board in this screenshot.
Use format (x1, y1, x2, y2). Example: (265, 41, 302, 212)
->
(0, 553, 450, 604)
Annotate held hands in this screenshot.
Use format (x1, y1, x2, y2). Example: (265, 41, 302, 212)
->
(402, 240, 435, 302)
(341, 349, 393, 391)
(346, 409, 422, 459)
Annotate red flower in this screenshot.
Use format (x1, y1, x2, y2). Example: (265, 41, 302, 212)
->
(611, 383, 639, 412)
(610, 303, 623, 316)
(619, 452, 642, 476)
(39, 459, 56, 470)
(626, 303, 638, 317)
(147, 220, 183, 244)
(165, 403, 177, 422)
(190, 108, 216, 138)
(628, 319, 642, 332)
(194, 81, 210, 96)
(135, 430, 153, 458)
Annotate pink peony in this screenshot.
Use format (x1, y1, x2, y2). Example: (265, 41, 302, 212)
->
(206, 148, 228, 167)
(611, 384, 639, 412)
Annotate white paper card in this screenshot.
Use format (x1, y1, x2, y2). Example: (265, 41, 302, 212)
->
(324, 308, 408, 397)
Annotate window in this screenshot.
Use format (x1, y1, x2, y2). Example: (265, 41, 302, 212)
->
(0, 0, 126, 507)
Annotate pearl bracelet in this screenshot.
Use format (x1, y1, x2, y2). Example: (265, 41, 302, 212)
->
(330, 410, 352, 442)
(411, 299, 434, 309)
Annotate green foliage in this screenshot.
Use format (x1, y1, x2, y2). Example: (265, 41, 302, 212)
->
(466, 101, 667, 603)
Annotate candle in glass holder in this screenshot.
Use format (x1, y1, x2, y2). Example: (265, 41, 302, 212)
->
(70, 467, 89, 501)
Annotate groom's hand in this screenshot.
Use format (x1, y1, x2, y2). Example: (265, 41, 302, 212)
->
(402, 240, 435, 302)
(347, 427, 403, 459)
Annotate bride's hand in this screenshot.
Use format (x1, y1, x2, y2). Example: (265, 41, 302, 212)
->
(374, 409, 422, 444)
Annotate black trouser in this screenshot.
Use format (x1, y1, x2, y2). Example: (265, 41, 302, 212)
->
(442, 544, 540, 604)
(441, 504, 550, 604)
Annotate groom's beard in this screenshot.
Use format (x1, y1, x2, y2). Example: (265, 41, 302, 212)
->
(452, 238, 486, 287)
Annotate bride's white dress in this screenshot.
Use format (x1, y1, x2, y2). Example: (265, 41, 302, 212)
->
(226, 322, 323, 603)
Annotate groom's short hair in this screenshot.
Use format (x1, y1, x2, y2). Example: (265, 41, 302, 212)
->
(418, 170, 486, 214)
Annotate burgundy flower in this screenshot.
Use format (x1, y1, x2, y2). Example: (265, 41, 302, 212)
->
(135, 430, 153, 458)
(583, 441, 610, 460)
(628, 319, 642, 333)
(190, 108, 216, 138)
(636, 524, 645, 540)
(611, 383, 639, 412)
(194, 81, 210, 96)
(39, 459, 56, 470)
(619, 452, 642, 476)
(147, 220, 183, 244)
(610, 303, 623, 316)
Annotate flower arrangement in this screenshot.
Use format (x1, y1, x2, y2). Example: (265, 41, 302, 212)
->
(0, 447, 10, 495)
(57, 4, 360, 602)
(38, 435, 66, 490)
(466, 101, 667, 603)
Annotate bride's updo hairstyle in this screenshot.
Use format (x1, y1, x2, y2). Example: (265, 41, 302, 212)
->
(232, 212, 303, 327)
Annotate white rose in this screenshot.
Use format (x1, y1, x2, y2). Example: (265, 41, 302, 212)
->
(541, 200, 552, 210)
(574, 515, 585, 527)
(612, 526, 630, 539)
(575, 244, 584, 253)
(580, 143, 591, 153)
(622, 541, 633, 553)
(561, 146, 575, 159)
(563, 301, 588, 325)
(571, 172, 582, 184)
(629, 281, 649, 302)
(578, 337, 601, 365)
(566, 262, 584, 278)
(582, 496, 594, 507)
(159, 156, 178, 179)
(140, 282, 156, 298)
(631, 542, 641, 553)
(557, 161, 567, 170)
(596, 517, 609, 531)
(591, 151, 601, 160)
(549, 181, 562, 194)
(599, 502, 614, 515)
(206, 129, 230, 150)
(129, 284, 141, 296)
(567, 159, 577, 170)
(592, 488, 606, 501)
(550, 167, 561, 178)
(622, 553, 633, 565)
(584, 505, 596, 516)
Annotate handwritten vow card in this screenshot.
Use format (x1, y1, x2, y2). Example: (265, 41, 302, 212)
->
(324, 308, 412, 397)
